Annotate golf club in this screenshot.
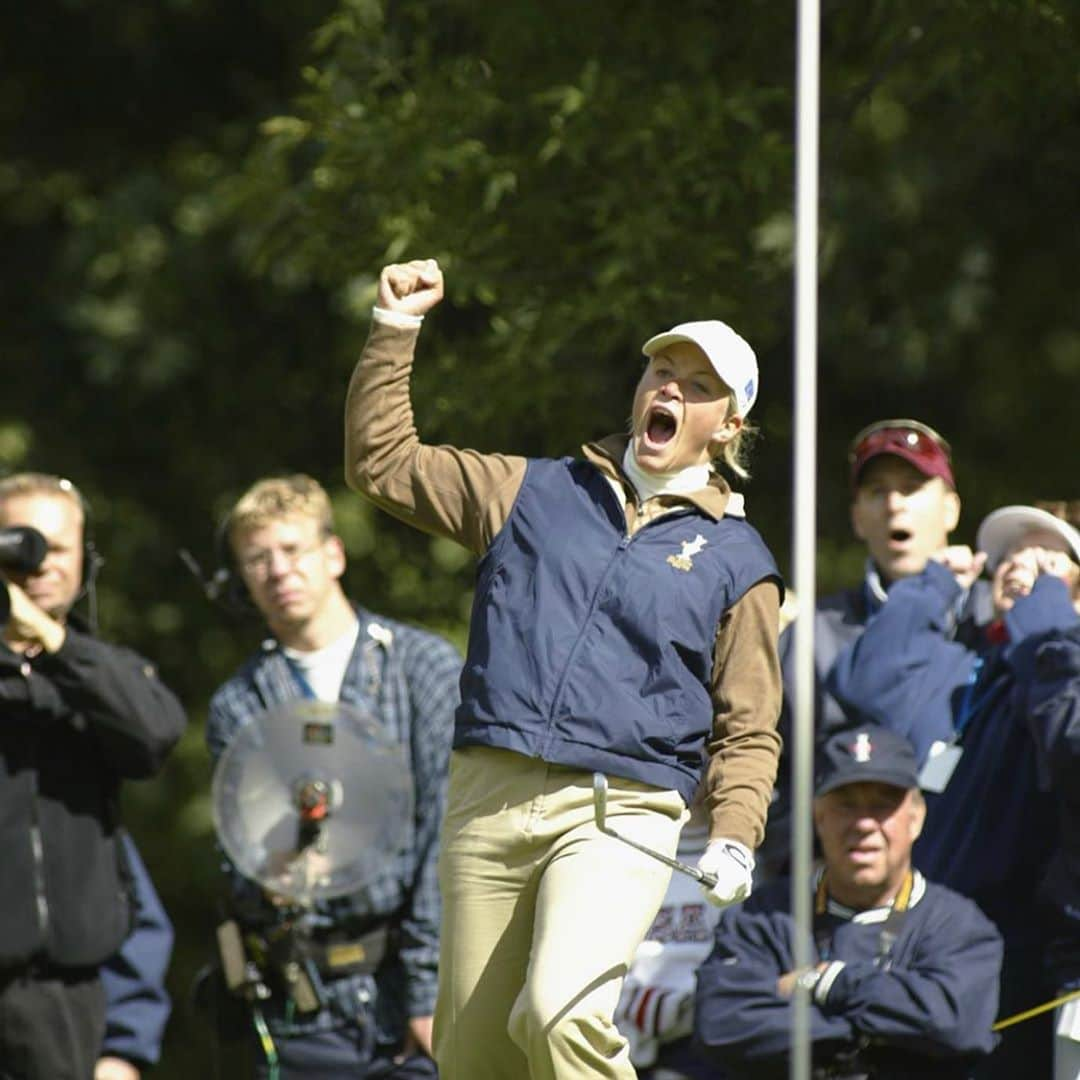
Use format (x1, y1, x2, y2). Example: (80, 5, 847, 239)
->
(592, 772, 717, 888)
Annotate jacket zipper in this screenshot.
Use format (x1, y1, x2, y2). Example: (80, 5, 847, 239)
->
(23, 661, 51, 943)
(540, 483, 696, 753)
(30, 815, 50, 939)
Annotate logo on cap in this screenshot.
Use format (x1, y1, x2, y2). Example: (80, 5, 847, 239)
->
(852, 732, 873, 763)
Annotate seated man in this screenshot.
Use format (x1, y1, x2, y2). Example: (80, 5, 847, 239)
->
(694, 725, 1002, 1079)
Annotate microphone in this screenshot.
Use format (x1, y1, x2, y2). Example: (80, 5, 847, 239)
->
(0, 526, 48, 573)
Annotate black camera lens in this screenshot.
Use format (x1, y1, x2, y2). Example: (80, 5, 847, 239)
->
(0, 526, 47, 573)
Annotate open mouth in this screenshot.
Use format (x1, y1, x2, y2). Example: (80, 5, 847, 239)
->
(888, 528, 912, 546)
(645, 407, 677, 447)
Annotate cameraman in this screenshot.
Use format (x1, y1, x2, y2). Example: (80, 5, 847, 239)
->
(0, 473, 186, 1080)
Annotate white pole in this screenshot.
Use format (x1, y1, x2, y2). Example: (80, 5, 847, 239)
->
(791, 0, 820, 1078)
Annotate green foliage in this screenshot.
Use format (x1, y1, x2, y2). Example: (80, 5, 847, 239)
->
(1, 0, 1079, 1072)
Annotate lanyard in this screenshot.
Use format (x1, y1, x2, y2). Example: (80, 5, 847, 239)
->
(813, 870, 913, 968)
(954, 656, 993, 741)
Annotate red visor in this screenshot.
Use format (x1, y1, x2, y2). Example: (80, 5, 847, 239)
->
(849, 421, 954, 489)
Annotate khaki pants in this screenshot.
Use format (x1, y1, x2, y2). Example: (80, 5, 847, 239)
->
(433, 746, 688, 1080)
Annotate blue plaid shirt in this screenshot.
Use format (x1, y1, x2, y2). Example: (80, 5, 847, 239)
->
(206, 607, 461, 1041)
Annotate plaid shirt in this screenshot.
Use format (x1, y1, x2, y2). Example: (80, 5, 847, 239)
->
(206, 607, 460, 1039)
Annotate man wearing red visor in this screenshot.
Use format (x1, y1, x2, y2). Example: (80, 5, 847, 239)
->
(759, 420, 993, 881)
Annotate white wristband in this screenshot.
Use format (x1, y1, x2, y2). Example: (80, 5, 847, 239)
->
(373, 305, 424, 328)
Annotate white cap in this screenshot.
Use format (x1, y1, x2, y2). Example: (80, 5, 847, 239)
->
(641, 320, 759, 417)
(976, 505, 1080, 571)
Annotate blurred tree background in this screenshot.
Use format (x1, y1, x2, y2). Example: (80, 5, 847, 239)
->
(1, 0, 1077, 1073)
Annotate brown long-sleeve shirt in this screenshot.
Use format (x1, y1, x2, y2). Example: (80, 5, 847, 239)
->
(345, 315, 783, 848)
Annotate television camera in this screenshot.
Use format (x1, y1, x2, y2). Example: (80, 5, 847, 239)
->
(0, 526, 47, 627)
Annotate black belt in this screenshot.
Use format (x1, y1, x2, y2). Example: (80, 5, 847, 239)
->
(294, 924, 392, 978)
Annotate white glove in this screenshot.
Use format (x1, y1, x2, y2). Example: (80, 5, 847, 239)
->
(697, 839, 754, 909)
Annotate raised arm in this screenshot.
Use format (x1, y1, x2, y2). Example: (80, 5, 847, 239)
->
(826, 560, 977, 763)
(344, 259, 526, 556)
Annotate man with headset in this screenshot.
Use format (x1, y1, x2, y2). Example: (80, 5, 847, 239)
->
(205, 474, 461, 1078)
(0, 472, 186, 1079)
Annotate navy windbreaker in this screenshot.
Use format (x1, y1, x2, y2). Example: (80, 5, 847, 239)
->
(694, 875, 1002, 1078)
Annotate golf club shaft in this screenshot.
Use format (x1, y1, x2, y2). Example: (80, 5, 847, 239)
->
(600, 822, 717, 888)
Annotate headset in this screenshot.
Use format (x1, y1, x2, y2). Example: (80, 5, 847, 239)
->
(179, 508, 255, 615)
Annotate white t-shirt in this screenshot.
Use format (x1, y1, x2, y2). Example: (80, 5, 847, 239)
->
(282, 620, 361, 703)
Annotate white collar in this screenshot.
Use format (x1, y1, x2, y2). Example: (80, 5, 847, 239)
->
(621, 445, 712, 501)
(813, 865, 927, 923)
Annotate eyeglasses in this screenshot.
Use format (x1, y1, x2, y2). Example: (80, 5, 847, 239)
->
(237, 539, 327, 579)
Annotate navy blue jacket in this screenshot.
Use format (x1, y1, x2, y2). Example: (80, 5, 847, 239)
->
(694, 874, 1002, 1079)
(759, 567, 990, 875)
(1026, 624, 1080, 992)
(828, 564, 1076, 936)
(456, 455, 780, 806)
(101, 832, 173, 1068)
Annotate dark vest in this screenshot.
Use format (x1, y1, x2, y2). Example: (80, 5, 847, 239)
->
(455, 456, 780, 804)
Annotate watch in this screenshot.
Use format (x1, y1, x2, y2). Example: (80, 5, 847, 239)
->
(796, 967, 823, 996)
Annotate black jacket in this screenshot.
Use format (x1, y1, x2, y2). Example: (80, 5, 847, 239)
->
(0, 623, 185, 968)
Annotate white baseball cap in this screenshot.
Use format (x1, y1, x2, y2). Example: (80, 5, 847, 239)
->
(976, 505, 1080, 571)
(641, 320, 759, 417)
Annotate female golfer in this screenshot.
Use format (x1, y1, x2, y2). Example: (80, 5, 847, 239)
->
(345, 258, 783, 1080)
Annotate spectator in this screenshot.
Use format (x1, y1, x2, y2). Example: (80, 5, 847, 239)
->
(0, 472, 186, 1079)
(762, 419, 991, 878)
(1028, 621, 1080, 1080)
(694, 724, 1002, 1079)
(828, 503, 1080, 1077)
(346, 258, 783, 1080)
(1011, 501, 1080, 1080)
(96, 832, 175, 1080)
(206, 474, 460, 1079)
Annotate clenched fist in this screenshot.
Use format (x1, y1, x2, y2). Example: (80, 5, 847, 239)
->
(930, 545, 987, 591)
(378, 259, 444, 318)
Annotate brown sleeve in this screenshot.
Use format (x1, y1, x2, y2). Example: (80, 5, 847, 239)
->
(703, 577, 784, 849)
(344, 316, 527, 556)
